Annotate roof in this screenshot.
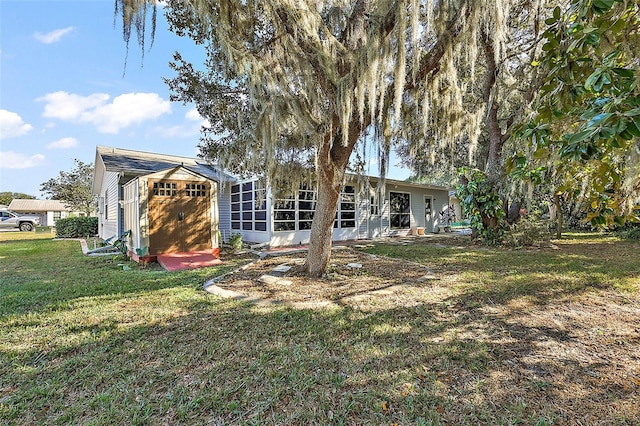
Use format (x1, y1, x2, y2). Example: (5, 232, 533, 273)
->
(93, 146, 450, 194)
(9, 199, 71, 212)
(353, 174, 451, 192)
(96, 146, 235, 183)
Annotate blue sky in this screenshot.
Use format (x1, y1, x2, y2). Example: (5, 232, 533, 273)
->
(0, 0, 409, 198)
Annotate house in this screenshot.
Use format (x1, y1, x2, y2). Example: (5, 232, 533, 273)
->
(92, 146, 232, 256)
(92, 146, 453, 255)
(7, 199, 81, 226)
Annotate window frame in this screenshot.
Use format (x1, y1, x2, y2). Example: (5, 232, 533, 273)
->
(389, 191, 411, 229)
(231, 181, 268, 232)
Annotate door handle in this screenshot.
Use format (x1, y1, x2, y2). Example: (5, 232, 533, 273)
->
(178, 211, 184, 221)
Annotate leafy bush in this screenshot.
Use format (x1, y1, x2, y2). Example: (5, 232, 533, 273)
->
(457, 168, 505, 245)
(617, 225, 640, 240)
(55, 217, 98, 238)
(229, 233, 243, 252)
(504, 219, 552, 247)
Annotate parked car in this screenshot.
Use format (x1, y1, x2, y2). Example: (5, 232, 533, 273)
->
(0, 209, 41, 231)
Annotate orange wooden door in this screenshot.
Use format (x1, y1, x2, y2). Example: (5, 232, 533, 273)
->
(148, 180, 211, 254)
(181, 182, 211, 252)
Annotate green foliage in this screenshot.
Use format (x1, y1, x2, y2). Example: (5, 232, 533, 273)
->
(456, 168, 506, 245)
(525, 0, 640, 227)
(229, 233, 243, 252)
(40, 159, 96, 215)
(114, 231, 132, 255)
(0, 192, 37, 206)
(503, 219, 552, 248)
(54, 217, 98, 238)
(617, 223, 640, 240)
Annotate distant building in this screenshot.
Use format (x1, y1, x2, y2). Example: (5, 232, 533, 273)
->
(8, 199, 84, 227)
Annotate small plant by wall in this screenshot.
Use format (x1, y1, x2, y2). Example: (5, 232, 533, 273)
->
(229, 233, 243, 253)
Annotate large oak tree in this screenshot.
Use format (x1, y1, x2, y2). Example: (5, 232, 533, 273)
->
(118, 0, 536, 276)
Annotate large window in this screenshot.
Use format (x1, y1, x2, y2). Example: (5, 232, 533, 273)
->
(274, 197, 296, 231)
(273, 185, 356, 232)
(298, 187, 316, 230)
(231, 181, 267, 232)
(390, 192, 410, 229)
(336, 185, 356, 228)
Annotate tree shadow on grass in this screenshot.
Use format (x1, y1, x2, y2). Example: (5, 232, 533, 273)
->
(2, 237, 639, 424)
(2, 291, 639, 425)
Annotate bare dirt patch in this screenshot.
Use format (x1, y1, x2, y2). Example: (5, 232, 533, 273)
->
(217, 248, 433, 308)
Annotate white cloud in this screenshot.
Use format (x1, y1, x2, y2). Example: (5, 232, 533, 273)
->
(34, 27, 74, 44)
(185, 109, 201, 121)
(37, 91, 171, 134)
(153, 124, 198, 138)
(47, 137, 78, 149)
(185, 108, 211, 128)
(85, 93, 172, 133)
(152, 109, 210, 138)
(38, 91, 110, 120)
(0, 109, 33, 139)
(0, 151, 45, 169)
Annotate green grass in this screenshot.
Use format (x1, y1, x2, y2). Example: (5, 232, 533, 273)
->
(1, 233, 639, 424)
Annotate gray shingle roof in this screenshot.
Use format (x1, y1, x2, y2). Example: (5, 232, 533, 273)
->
(97, 146, 235, 182)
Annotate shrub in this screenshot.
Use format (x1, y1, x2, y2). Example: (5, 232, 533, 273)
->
(504, 219, 552, 247)
(229, 233, 243, 252)
(618, 224, 640, 240)
(55, 217, 98, 238)
(456, 168, 505, 245)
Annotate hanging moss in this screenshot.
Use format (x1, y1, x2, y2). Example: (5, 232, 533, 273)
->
(117, 0, 532, 194)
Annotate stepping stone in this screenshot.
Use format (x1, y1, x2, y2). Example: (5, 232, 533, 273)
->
(258, 274, 292, 286)
(346, 263, 362, 268)
(417, 272, 437, 282)
(326, 272, 348, 280)
(272, 265, 291, 273)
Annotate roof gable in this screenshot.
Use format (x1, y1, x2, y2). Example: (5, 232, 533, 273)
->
(96, 146, 235, 183)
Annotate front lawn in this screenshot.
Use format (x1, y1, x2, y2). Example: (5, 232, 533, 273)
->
(1, 233, 638, 425)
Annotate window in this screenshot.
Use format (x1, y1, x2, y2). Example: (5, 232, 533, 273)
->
(53, 211, 62, 222)
(274, 198, 296, 231)
(370, 189, 381, 215)
(273, 185, 357, 232)
(231, 181, 267, 232)
(336, 185, 356, 228)
(298, 188, 316, 230)
(104, 189, 109, 220)
(152, 182, 177, 197)
(185, 183, 207, 197)
(390, 192, 410, 229)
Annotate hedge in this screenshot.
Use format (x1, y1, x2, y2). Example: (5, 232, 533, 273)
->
(55, 217, 98, 238)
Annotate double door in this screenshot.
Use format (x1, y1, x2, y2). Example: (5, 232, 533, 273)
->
(148, 180, 211, 254)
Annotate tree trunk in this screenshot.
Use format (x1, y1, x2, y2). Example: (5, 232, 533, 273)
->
(554, 192, 563, 239)
(307, 167, 343, 278)
(306, 126, 356, 278)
